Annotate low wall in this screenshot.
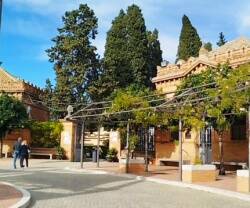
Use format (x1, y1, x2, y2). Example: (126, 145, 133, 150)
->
(182, 165, 217, 183)
(237, 170, 250, 192)
(2, 129, 31, 156)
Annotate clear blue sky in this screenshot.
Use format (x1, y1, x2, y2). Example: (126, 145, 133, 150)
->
(1, 0, 250, 88)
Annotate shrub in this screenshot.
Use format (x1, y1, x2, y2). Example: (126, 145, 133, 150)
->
(56, 146, 65, 160)
(30, 121, 63, 148)
(106, 148, 118, 162)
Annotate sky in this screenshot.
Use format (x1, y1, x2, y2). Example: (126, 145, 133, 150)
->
(1, 0, 250, 88)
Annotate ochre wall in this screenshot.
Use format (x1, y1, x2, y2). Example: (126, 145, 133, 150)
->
(212, 130, 248, 163)
(155, 128, 200, 165)
(3, 129, 31, 154)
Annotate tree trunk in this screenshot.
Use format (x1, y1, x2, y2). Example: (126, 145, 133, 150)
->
(218, 133, 225, 175)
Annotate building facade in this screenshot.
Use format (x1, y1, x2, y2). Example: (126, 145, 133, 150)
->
(0, 67, 49, 156)
(152, 37, 250, 165)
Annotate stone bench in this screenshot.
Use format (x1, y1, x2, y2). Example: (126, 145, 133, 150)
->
(237, 170, 250, 192)
(182, 165, 217, 183)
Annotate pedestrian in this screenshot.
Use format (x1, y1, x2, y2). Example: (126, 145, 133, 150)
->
(20, 140, 30, 168)
(13, 137, 22, 169)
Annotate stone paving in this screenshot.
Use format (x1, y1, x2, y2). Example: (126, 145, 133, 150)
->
(0, 158, 249, 208)
(0, 182, 22, 208)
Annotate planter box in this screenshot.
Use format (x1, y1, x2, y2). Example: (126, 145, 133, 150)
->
(237, 170, 250, 192)
(182, 165, 217, 183)
(119, 158, 145, 174)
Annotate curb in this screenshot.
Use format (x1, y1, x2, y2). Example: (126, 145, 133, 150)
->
(1, 182, 31, 208)
(65, 167, 250, 202)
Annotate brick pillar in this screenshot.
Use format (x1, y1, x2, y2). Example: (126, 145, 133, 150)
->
(60, 120, 77, 161)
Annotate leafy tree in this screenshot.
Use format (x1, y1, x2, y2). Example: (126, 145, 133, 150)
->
(217, 32, 227, 47)
(46, 4, 100, 118)
(0, 95, 28, 157)
(147, 29, 163, 86)
(176, 15, 202, 61)
(176, 64, 250, 174)
(204, 42, 212, 51)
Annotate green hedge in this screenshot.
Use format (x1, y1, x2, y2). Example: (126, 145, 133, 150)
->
(30, 121, 63, 148)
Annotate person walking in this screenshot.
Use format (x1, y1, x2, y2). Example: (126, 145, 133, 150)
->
(20, 140, 30, 168)
(13, 137, 22, 169)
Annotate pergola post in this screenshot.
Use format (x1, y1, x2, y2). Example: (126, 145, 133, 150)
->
(96, 123, 101, 168)
(248, 105, 250, 191)
(80, 121, 85, 169)
(125, 121, 130, 173)
(179, 119, 183, 181)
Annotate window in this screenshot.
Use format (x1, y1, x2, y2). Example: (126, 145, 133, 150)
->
(231, 117, 246, 140)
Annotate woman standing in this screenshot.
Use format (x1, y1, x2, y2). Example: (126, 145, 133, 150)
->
(20, 140, 30, 168)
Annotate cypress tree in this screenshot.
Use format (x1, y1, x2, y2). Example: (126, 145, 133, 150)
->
(176, 15, 202, 61)
(204, 42, 212, 51)
(126, 4, 150, 87)
(46, 4, 100, 117)
(103, 10, 130, 93)
(102, 4, 160, 96)
(217, 32, 227, 47)
(147, 29, 162, 85)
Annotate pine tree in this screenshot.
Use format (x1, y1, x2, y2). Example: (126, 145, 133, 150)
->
(46, 4, 100, 117)
(204, 42, 212, 51)
(176, 15, 202, 61)
(217, 32, 227, 47)
(147, 29, 162, 85)
(126, 4, 150, 87)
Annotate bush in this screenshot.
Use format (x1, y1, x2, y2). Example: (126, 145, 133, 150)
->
(106, 148, 118, 162)
(30, 121, 63, 148)
(56, 146, 65, 160)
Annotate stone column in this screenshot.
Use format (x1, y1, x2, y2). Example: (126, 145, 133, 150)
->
(60, 120, 77, 162)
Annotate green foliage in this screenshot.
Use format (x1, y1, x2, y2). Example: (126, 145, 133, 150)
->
(147, 29, 163, 87)
(176, 63, 250, 134)
(0, 94, 28, 138)
(102, 4, 162, 96)
(129, 134, 139, 151)
(217, 32, 227, 47)
(30, 121, 63, 148)
(56, 146, 65, 160)
(204, 42, 212, 51)
(109, 85, 167, 127)
(46, 4, 100, 117)
(176, 15, 202, 61)
(106, 148, 118, 162)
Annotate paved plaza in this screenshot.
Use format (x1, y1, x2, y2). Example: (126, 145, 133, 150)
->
(0, 159, 249, 208)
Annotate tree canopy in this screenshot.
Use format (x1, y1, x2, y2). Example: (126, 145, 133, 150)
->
(46, 4, 100, 117)
(176, 15, 202, 61)
(102, 4, 162, 96)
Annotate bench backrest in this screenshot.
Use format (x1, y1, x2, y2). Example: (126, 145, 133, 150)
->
(31, 147, 57, 155)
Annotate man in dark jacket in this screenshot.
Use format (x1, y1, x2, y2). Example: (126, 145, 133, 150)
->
(13, 137, 22, 169)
